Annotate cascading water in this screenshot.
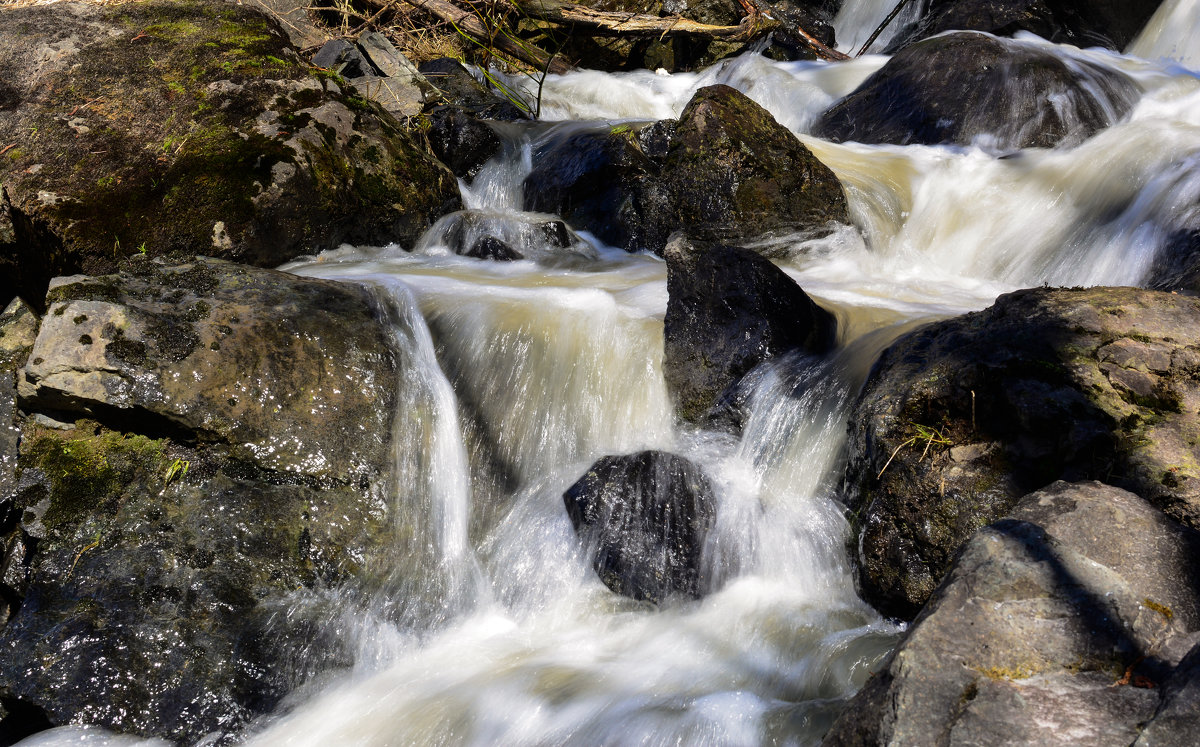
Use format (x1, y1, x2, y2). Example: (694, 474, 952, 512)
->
(20, 7, 1200, 747)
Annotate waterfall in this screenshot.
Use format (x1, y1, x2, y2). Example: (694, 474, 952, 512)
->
(1129, 0, 1200, 69)
(20, 15, 1200, 747)
(253, 33, 1200, 746)
(833, 0, 926, 54)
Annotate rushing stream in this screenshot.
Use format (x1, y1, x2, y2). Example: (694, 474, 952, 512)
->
(20, 1, 1200, 745)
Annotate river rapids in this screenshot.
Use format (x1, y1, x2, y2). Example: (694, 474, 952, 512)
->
(20, 0, 1200, 744)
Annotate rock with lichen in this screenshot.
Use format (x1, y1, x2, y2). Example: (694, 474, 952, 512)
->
(844, 286, 1200, 619)
(824, 481, 1200, 746)
(0, 258, 425, 743)
(0, 0, 460, 308)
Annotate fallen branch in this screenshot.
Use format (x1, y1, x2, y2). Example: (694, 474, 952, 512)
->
(392, 0, 572, 73)
(856, 0, 912, 56)
(512, 0, 773, 43)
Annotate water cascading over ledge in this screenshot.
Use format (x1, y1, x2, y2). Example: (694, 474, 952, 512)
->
(6, 0, 1200, 744)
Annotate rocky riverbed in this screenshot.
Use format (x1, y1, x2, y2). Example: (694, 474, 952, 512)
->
(1, 0, 1199, 743)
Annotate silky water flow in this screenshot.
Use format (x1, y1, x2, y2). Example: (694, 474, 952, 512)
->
(20, 8, 1200, 747)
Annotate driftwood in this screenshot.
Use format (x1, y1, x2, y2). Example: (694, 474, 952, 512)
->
(388, 0, 573, 73)
(389, 0, 848, 72)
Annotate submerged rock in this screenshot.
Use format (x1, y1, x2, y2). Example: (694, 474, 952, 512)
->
(844, 286, 1200, 618)
(663, 235, 836, 425)
(0, 258, 408, 742)
(563, 451, 716, 603)
(0, 0, 460, 307)
(890, 0, 1165, 53)
(814, 32, 1137, 150)
(524, 85, 848, 253)
(824, 481, 1200, 746)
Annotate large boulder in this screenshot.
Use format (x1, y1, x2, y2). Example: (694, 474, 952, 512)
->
(524, 85, 849, 253)
(18, 258, 395, 484)
(824, 481, 1200, 746)
(0, 258, 415, 742)
(0, 0, 460, 307)
(563, 450, 716, 603)
(524, 127, 662, 252)
(660, 84, 849, 246)
(813, 32, 1137, 150)
(663, 235, 837, 425)
(890, 0, 1165, 53)
(845, 286, 1200, 618)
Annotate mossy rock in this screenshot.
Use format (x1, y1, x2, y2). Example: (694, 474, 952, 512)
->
(20, 257, 399, 486)
(845, 286, 1200, 619)
(0, 0, 460, 308)
(0, 420, 393, 743)
(522, 85, 849, 254)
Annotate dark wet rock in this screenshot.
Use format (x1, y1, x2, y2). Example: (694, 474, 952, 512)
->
(658, 84, 849, 247)
(18, 258, 395, 485)
(663, 235, 836, 424)
(465, 236, 523, 261)
(563, 450, 716, 603)
(0, 0, 460, 308)
(891, 0, 1165, 53)
(429, 210, 595, 262)
(418, 58, 529, 120)
(0, 257, 412, 742)
(524, 86, 848, 253)
(524, 127, 661, 251)
(0, 298, 39, 630)
(312, 38, 373, 77)
(814, 32, 1137, 150)
(824, 481, 1200, 747)
(1149, 226, 1200, 295)
(844, 286, 1200, 618)
(636, 118, 677, 159)
(1136, 640, 1200, 745)
(0, 440, 385, 744)
(425, 106, 503, 180)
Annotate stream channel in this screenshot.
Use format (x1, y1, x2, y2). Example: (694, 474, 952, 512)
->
(23, 0, 1200, 744)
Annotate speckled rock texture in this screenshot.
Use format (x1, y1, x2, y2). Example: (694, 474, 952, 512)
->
(844, 286, 1200, 618)
(0, 0, 460, 307)
(824, 481, 1200, 747)
(0, 258, 415, 743)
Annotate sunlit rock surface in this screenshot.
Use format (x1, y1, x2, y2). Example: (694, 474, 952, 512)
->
(845, 286, 1200, 618)
(0, 258, 410, 741)
(825, 481, 1200, 746)
(0, 0, 460, 307)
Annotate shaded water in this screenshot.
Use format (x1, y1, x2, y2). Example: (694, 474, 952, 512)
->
(21, 8, 1200, 747)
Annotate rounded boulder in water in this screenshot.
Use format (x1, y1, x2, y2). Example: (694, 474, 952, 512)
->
(892, 0, 1165, 52)
(814, 32, 1138, 150)
(662, 235, 837, 426)
(563, 450, 716, 604)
